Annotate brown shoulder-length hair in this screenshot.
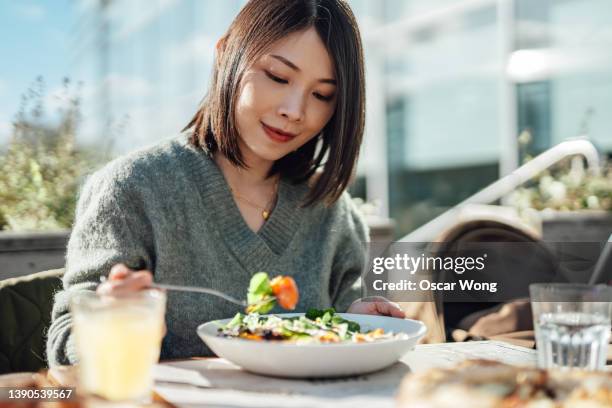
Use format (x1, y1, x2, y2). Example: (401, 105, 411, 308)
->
(183, 0, 365, 207)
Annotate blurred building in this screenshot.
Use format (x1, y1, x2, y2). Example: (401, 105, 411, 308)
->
(75, 0, 612, 237)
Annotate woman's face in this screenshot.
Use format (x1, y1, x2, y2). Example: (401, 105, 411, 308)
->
(234, 26, 337, 163)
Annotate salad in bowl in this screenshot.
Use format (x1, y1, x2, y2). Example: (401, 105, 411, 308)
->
(219, 308, 409, 344)
(197, 272, 426, 377)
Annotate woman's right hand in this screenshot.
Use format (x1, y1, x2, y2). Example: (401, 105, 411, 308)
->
(96, 263, 154, 295)
(96, 263, 166, 337)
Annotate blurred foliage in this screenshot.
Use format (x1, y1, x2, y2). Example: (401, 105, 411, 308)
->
(0, 77, 110, 231)
(509, 130, 612, 212)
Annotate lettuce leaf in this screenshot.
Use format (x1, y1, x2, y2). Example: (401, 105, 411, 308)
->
(246, 272, 275, 313)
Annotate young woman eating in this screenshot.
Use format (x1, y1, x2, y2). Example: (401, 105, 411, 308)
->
(47, 0, 405, 366)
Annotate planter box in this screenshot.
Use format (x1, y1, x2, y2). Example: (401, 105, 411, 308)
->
(0, 230, 69, 280)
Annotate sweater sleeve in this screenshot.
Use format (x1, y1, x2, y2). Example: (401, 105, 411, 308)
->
(46, 166, 154, 366)
(329, 194, 369, 312)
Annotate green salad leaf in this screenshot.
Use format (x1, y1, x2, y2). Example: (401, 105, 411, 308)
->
(305, 307, 335, 320)
(248, 272, 273, 300)
(226, 312, 244, 329)
(246, 272, 276, 314)
(248, 297, 276, 314)
(219, 308, 368, 342)
(305, 308, 361, 332)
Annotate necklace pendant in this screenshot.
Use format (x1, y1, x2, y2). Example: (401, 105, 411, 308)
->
(262, 210, 270, 220)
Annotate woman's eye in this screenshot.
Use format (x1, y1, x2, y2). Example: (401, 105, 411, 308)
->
(314, 92, 334, 102)
(264, 70, 288, 84)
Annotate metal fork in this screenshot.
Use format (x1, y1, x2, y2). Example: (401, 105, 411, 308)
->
(99, 276, 259, 308)
(151, 282, 248, 307)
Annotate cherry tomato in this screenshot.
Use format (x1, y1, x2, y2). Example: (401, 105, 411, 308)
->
(270, 276, 299, 310)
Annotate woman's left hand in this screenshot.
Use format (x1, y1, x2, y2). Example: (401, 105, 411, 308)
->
(347, 296, 406, 318)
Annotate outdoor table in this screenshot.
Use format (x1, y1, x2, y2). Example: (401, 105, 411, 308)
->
(38, 340, 612, 407)
(44, 341, 533, 408)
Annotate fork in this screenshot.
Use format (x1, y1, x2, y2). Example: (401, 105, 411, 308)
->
(99, 276, 259, 308)
(151, 282, 249, 307)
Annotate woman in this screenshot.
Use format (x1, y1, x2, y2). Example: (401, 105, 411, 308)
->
(47, 0, 404, 366)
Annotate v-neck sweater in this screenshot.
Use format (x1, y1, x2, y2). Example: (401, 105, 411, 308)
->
(46, 134, 368, 366)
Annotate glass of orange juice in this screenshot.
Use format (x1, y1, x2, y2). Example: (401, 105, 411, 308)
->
(71, 289, 166, 403)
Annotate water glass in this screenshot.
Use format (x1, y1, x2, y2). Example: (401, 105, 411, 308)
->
(71, 289, 166, 402)
(530, 283, 611, 371)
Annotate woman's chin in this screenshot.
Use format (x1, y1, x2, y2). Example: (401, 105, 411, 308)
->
(247, 145, 292, 162)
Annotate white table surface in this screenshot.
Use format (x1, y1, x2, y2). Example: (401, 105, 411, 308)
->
(153, 341, 537, 408)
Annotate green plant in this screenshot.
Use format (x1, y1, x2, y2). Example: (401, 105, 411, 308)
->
(509, 130, 612, 212)
(0, 77, 109, 231)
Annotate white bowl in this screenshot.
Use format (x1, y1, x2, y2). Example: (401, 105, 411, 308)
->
(197, 313, 427, 378)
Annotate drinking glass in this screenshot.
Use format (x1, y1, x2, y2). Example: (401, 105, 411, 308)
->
(530, 283, 611, 370)
(71, 289, 166, 402)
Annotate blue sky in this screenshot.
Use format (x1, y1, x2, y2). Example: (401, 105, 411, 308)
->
(0, 0, 222, 152)
(0, 0, 76, 144)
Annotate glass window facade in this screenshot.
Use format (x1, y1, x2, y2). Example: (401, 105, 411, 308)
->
(515, 0, 612, 157)
(76, 0, 612, 238)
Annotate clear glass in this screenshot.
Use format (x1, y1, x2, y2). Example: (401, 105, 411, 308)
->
(71, 289, 166, 402)
(530, 283, 611, 371)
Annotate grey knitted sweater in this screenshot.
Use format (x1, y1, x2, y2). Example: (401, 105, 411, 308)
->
(46, 135, 368, 366)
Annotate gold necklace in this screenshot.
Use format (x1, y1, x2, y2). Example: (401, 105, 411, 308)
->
(229, 179, 279, 221)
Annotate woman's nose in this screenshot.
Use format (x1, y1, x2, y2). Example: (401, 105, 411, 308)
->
(278, 92, 305, 122)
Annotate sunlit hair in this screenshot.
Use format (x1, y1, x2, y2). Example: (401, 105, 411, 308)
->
(183, 0, 365, 206)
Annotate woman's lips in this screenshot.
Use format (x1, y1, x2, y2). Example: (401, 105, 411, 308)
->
(261, 122, 297, 143)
